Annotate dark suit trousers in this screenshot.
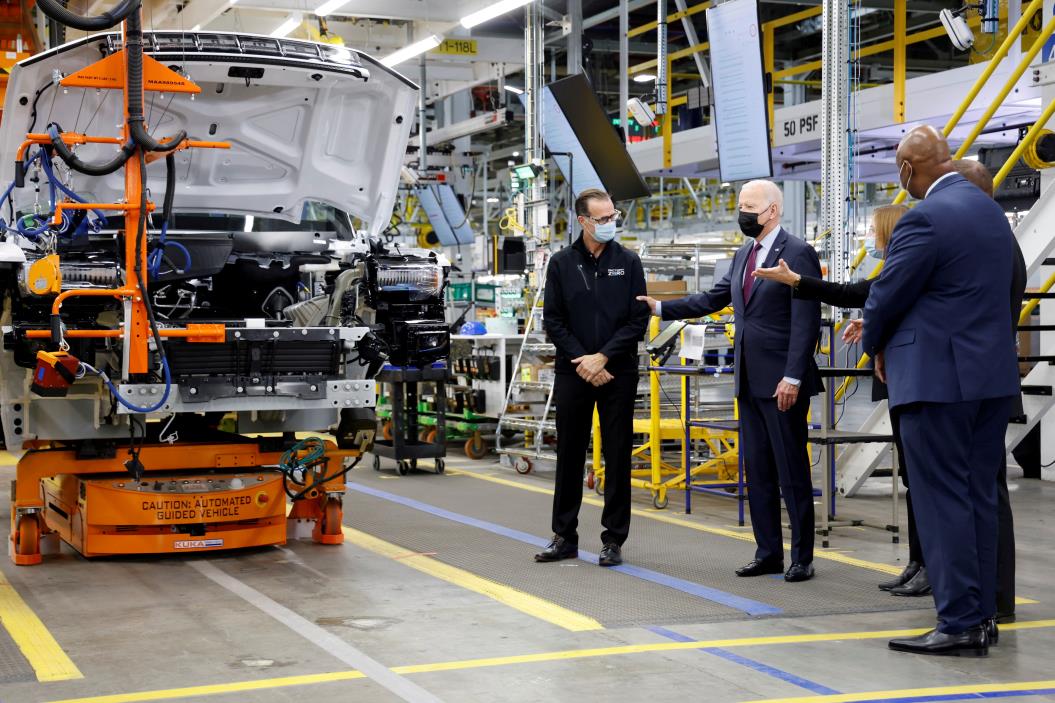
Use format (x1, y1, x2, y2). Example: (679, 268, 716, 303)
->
(889, 411, 923, 565)
(996, 455, 1016, 615)
(896, 397, 1013, 634)
(552, 372, 637, 546)
(738, 358, 815, 566)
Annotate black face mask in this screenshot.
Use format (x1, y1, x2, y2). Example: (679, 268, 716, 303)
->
(738, 210, 765, 238)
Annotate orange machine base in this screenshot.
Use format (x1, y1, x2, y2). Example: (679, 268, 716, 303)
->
(38, 471, 292, 559)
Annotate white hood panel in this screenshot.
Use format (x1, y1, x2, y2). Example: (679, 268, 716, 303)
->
(0, 33, 418, 235)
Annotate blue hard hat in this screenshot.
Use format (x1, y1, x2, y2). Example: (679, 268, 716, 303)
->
(459, 321, 487, 335)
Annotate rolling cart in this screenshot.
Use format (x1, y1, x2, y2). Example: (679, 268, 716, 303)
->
(372, 363, 449, 475)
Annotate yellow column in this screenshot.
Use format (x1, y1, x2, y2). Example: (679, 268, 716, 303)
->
(893, 0, 906, 123)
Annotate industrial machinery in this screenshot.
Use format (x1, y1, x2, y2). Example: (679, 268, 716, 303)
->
(0, 2, 418, 563)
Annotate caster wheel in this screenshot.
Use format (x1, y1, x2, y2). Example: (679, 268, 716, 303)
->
(595, 478, 605, 496)
(410, 459, 418, 472)
(515, 458, 533, 474)
(652, 493, 668, 510)
(16, 515, 40, 556)
(397, 461, 410, 476)
(585, 471, 595, 490)
(464, 433, 488, 460)
(321, 498, 343, 536)
(372, 455, 381, 472)
(382, 421, 394, 441)
(436, 459, 445, 474)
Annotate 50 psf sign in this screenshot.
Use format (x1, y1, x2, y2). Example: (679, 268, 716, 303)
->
(781, 113, 819, 139)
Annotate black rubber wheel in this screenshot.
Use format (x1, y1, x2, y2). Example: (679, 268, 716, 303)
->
(652, 493, 668, 510)
(410, 458, 418, 472)
(372, 455, 381, 472)
(397, 461, 410, 476)
(595, 479, 605, 496)
(435, 459, 445, 474)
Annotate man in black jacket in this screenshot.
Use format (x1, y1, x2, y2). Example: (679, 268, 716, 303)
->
(536, 188, 649, 567)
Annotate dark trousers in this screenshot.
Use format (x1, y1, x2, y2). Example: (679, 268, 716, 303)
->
(890, 412, 924, 564)
(738, 367, 815, 566)
(896, 397, 1013, 634)
(892, 406, 1017, 612)
(552, 372, 637, 546)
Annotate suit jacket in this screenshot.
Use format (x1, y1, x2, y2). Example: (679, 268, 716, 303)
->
(662, 227, 823, 398)
(862, 174, 1020, 408)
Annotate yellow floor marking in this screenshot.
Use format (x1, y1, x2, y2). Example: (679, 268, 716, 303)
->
(448, 469, 905, 575)
(748, 679, 1055, 703)
(40, 620, 1055, 703)
(343, 526, 603, 632)
(44, 671, 367, 703)
(0, 569, 82, 682)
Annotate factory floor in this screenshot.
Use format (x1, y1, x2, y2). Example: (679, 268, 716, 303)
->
(1, 448, 1054, 703)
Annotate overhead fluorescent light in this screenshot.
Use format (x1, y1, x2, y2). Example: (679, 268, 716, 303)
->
(380, 34, 443, 68)
(633, 73, 657, 83)
(504, 85, 524, 94)
(270, 12, 303, 38)
(461, 0, 535, 29)
(487, 197, 500, 203)
(314, 0, 350, 16)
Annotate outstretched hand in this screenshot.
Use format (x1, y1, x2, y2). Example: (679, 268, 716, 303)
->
(752, 258, 800, 287)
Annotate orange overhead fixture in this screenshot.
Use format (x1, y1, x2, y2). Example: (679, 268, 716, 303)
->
(61, 50, 202, 93)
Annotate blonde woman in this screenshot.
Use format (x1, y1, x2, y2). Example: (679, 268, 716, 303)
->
(752, 205, 930, 596)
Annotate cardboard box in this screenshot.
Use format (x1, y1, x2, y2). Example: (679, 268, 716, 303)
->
(647, 280, 688, 301)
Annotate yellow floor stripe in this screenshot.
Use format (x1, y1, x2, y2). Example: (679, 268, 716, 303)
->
(41, 619, 1055, 703)
(44, 671, 367, 703)
(0, 569, 82, 682)
(342, 526, 603, 632)
(748, 679, 1055, 703)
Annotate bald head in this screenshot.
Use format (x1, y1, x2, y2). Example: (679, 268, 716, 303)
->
(895, 125, 956, 199)
(953, 158, 994, 199)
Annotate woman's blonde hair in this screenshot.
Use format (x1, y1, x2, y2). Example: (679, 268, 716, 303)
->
(872, 204, 909, 251)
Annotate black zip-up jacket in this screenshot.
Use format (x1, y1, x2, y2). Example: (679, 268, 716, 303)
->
(543, 235, 649, 375)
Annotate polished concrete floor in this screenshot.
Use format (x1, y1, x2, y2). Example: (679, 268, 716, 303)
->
(0, 444, 1053, 703)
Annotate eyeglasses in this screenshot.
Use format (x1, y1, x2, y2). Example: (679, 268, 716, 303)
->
(586, 210, 623, 226)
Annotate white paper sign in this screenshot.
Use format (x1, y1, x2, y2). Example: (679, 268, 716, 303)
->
(680, 325, 707, 361)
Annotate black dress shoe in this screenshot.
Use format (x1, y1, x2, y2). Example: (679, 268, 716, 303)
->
(879, 561, 921, 591)
(598, 543, 622, 567)
(888, 626, 988, 657)
(784, 563, 815, 582)
(889, 567, 931, 597)
(986, 618, 999, 646)
(534, 536, 578, 562)
(736, 559, 784, 577)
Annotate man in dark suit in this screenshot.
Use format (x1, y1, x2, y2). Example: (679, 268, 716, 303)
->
(638, 179, 823, 582)
(864, 126, 1020, 657)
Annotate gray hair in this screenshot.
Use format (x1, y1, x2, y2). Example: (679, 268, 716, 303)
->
(741, 179, 784, 216)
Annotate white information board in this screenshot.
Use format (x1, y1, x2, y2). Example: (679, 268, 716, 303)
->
(706, 0, 773, 182)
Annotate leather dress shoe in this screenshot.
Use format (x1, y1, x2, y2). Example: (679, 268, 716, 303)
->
(889, 567, 931, 597)
(598, 543, 622, 567)
(986, 618, 999, 646)
(879, 561, 921, 591)
(736, 559, 784, 577)
(784, 563, 815, 582)
(534, 536, 578, 562)
(888, 625, 988, 657)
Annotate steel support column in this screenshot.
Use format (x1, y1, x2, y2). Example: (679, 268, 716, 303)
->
(568, 0, 583, 76)
(620, 0, 630, 146)
(819, 0, 850, 288)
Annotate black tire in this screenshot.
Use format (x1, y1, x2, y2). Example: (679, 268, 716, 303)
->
(372, 455, 381, 472)
(397, 461, 410, 476)
(652, 493, 668, 510)
(436, 459, 445, 474)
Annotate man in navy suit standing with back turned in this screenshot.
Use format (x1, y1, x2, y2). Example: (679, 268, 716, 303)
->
(864, 125, 1019, 657)
(638, 179, 823, 583)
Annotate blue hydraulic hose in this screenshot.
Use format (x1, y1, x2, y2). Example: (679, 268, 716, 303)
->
(82, 358, 172, 414)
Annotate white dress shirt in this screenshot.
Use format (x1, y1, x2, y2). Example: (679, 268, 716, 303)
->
(925, 171, 957, 199)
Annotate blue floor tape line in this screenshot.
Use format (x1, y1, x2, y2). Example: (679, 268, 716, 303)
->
(647, 626, 841, 696)
(347, 481, 782, 617)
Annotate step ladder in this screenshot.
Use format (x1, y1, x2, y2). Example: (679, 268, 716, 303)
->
(496, 282, 560, 468)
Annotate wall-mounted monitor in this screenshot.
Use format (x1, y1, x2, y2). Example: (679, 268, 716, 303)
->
(415, 184, 474, 246)
(707, 0, 773, 182)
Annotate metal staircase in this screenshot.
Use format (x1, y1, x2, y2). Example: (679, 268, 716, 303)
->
(496, 284, 560, 469)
